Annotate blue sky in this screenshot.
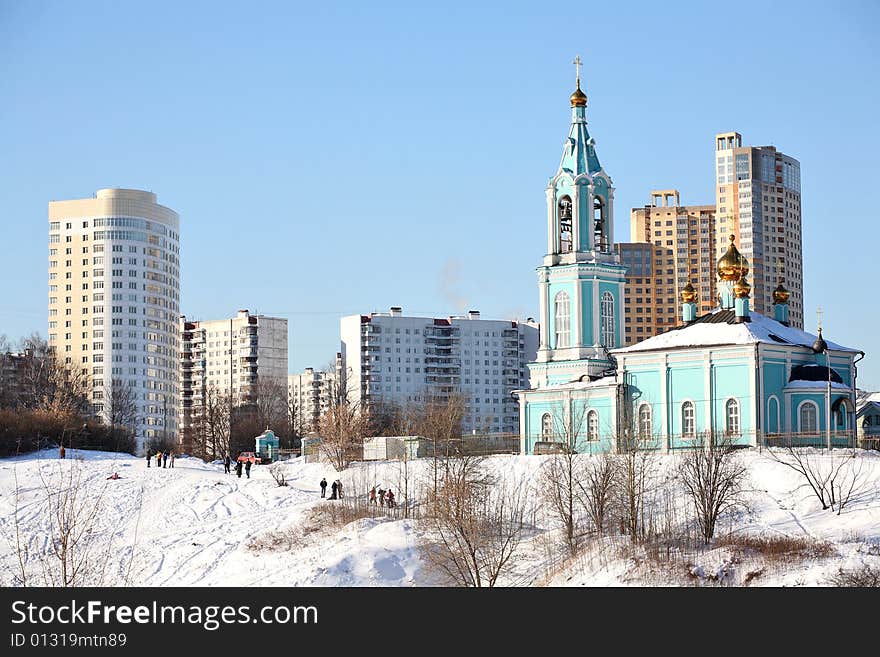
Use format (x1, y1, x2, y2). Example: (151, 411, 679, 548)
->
(1, 1, 879, 385)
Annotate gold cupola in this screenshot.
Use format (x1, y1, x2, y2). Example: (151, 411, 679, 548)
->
(773, 279, 790, 304)
(681, 280, 697, 304)
(717, 234, 749, 281)
(570, 85, 587, 107)
(733, 274, 751, 298)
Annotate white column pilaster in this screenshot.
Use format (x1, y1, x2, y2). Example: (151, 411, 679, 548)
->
(572, 183, 581, 253)
(546, 186, 556, 255)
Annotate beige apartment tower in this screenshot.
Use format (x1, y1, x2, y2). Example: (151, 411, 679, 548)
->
(617, 191, 715, 346)
(714, 132, 803, 328)
(48, 188, 181, 451)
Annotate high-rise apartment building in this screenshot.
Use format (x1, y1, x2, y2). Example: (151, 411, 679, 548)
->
(179, 310, 288, 449)
(48, 188, 180, 450)
(617, 190, 715, 346)
(287, 360, 340, 434)
(340, 308, 539, 434)
(714, 132, 803, 328)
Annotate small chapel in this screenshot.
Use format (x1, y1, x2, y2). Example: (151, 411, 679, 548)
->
(516, 63, 864, 454)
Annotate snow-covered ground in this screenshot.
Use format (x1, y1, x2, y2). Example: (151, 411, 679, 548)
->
(0, 448, 878, 586)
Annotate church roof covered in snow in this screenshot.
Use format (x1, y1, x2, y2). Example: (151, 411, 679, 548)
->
(613, 309, 860, 355)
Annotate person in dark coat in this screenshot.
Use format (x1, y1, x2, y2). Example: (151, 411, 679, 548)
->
(320, 478, 327, 498)
(59, 445, 66, 459)
(386, 489, 395, 508)
(146, 449, 152, 468)
(224, 453, 231, 474)
(337, 480, 344, 499)
(162, 452, 168, 468)
(377, 487, 385, 507)
(235, 460, 243, 478)
(244, 459, 252, 479)
(330, 480, 338, 499)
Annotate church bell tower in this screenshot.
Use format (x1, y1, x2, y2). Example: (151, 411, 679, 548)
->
(529, 57, 627, 387)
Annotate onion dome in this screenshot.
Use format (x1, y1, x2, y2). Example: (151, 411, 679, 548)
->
(680, 280, 697, 304)
(733, 274, 751, 298)
(773, 280, 790, 304)
(812, 328, 828, 354)
(717, 234, 749, 281)
(570, 85, 587, 107)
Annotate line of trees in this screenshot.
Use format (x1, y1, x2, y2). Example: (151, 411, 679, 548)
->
(0, 333, 137, 456)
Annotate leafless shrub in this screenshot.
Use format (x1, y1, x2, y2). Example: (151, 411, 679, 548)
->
(18, 458, 115, 586)
(827, 564, 880, 587)
(714, 534, 837, 563)
(677, 433, 749, 543)
(613, 443, 658, 542)
(576, 453, 617, 536)
(421, 457, 529, 587)
(765, 446, 874, 513)
(269, 463, 288, 487)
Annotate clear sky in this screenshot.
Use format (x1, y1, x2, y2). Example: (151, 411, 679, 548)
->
(1, 1, 878, 385)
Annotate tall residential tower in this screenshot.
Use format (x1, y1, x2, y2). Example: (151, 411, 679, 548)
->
(48, 188, 180, 450)
(714, 132, 803, 328)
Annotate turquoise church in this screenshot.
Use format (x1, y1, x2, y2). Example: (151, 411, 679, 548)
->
(516, 68, 865, 454)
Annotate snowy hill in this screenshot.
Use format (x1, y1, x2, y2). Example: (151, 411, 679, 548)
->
(0, 448, 878, 586)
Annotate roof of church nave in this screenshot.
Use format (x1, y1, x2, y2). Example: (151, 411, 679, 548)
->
(614, 309, 859, 354)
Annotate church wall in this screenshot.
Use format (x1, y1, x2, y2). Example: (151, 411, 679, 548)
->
(547, 281, 577, 350)
(711, 362, 753, 444)
(579, 280, 594, 345)
(522, 387, 617, 454)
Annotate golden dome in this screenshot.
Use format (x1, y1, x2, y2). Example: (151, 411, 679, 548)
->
(680, 281, 697, 304)
(734, 274, 751, 299)
(773, 280, 790, 304)
(570, 86, 587, 107)
(717, 234, 749, 281)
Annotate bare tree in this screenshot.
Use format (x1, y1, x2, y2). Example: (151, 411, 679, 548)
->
(17, 336, 90, 420)
(422, 456, 529, 587)
(765, 441, 873, 514)
(104, 378, 138, 446)
(614, 432, 657, 542)
(269, 462, 288, 487)
(539, 398, 591, 555)
(32, 459, 113, 586)
(202, 384, 232, 460)
(575, 453, 617, 536)
(251, 377, 288, 431)
(678, 432, 749, 543)
(416, 392, 466, 498)
(316, 401, 369, 471)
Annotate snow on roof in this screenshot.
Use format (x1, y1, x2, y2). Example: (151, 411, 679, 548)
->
(784, 380, 851, 391)
(614, 310, 859, 355)
(515, 374, 618, 394)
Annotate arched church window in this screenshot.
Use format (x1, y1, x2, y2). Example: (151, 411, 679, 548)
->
(558, 196, 573, 253)
(593, 196, 606, 251)
(600, 292, 615, 348)
(541, 413, 553, 440)
(682, 401, 695, 438)
(554, 291, 570, 348)
(725, 398, 740, 435)
(638, 403, 652, 438)
(587, 410, 599, 441)
(768, 396, 780, 434)
(799, 401, 818, 434)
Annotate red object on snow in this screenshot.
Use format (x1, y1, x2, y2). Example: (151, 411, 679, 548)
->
(236, 452, 262, 464)
(106, 472, 121, 480)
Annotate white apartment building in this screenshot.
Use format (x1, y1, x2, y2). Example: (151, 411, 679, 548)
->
(48, 188, 180, 451)
(179, 310, 288, 449)
(714, 132, 804, 328)
(340, 307, 539, 434)
(287, 358, 340, 434)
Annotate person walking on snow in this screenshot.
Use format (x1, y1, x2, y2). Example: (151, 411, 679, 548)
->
(330, 480, 338, 499)
(59, 445, 66, 459)
(320, 478, 327, 498)
(386, 489, 395, 509)
(156, 451, 163, 469)
(169, 451, 175, 468)
(162, 451, 168, 468)
(377, 487, 385, 507)
(337, 480, 344, 499)
(224, 453, 231, 474)
(244, 459, 252, 479)
(369, 486, 376, 505)
(146, 449, 152, 468)
(235, 460, 243, 478)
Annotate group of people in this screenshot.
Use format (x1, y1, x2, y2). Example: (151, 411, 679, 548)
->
(319, 477, 344, 499)
(222, 453, 252, 479)
(369, 485, 395, 508)
(146, 449, 175, 469)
